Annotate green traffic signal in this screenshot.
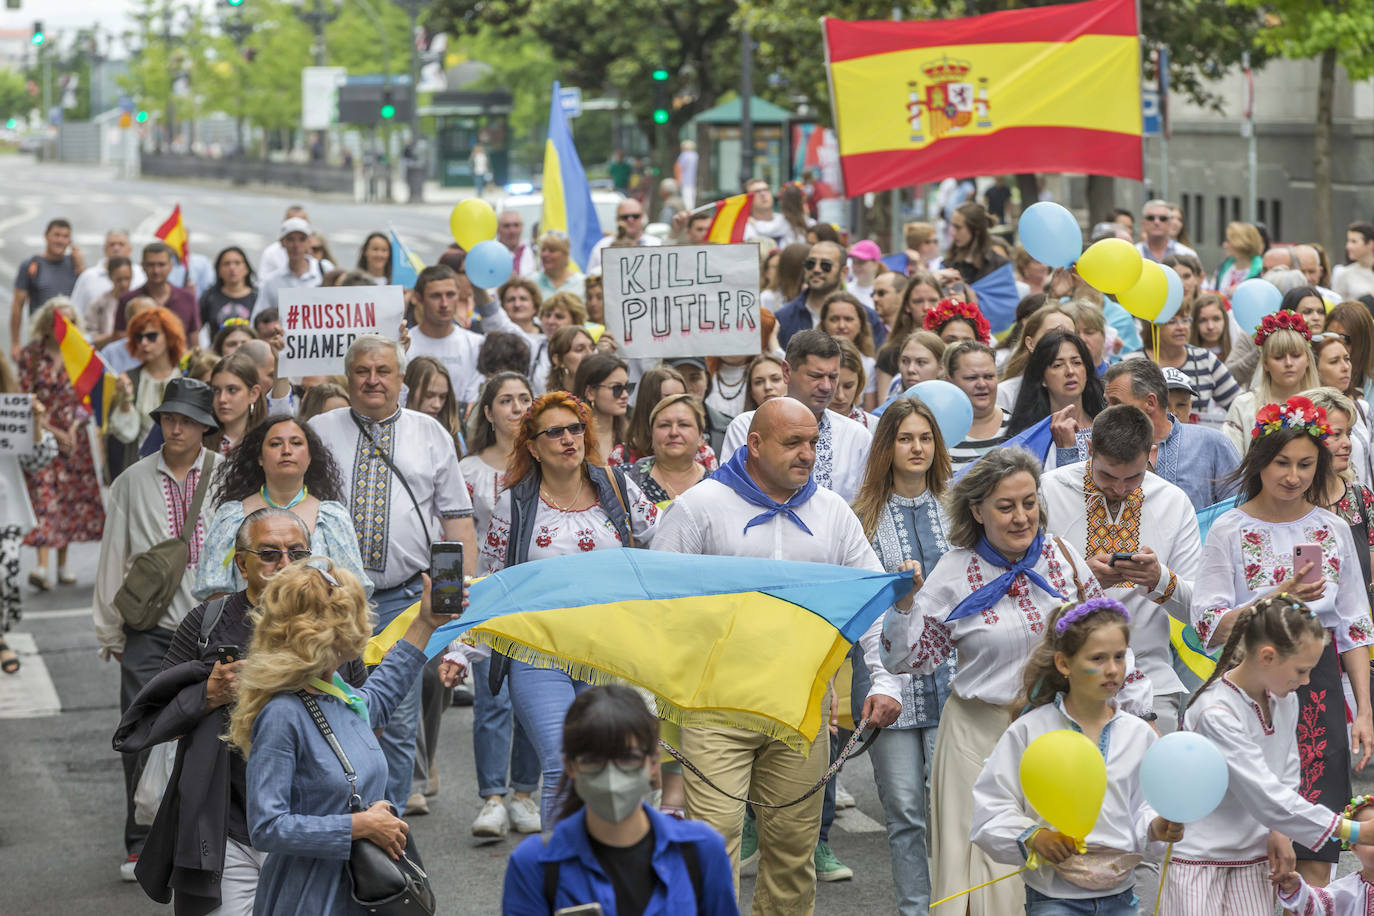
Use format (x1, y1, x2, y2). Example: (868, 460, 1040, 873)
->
(227, 0, 244, 5)
(5, 118, 15, 130)
(651, 69, 669, 81)
(31, 23, 44, 46)
(136, 110, 149, 123)
(653, 110, 669, 125)
(380, 103, 396, 119)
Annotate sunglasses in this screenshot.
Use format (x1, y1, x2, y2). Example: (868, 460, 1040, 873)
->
(617, 213, 644, 222)
(1143, 214, 1170, 222)
(535, 422, 586, 440)
(135, 331, 162, 343)
(310, 246, 324, 254)
(1313, 332, 1352, 344)
(803, 259, 835, 273)
(242, 546, 312, 564)
(597, 382, 636, 398)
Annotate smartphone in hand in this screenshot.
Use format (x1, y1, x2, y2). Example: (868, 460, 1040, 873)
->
(1109, 552, 1135, 566)
(1293, 544, 1322, 584)
(215, 645, 243, 665)
(429, 541, 465, 618)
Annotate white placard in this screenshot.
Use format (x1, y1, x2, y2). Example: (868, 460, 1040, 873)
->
(277, 286, 406, 377)
(0, 394, 34, 456)
(602, 243, 761, 359)
(301, 66, 347, 130)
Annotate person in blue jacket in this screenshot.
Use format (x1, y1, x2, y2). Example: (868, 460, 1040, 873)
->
(503, 685, 740, 915)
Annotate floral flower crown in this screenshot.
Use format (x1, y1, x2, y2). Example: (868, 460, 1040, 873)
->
(1253, 310, 1310, 348)
(1341, 794, 1374, 850)
(1251, 395, 1329, 442)
(1054, 596, 1131, 635)
(923, 298, 992, 345)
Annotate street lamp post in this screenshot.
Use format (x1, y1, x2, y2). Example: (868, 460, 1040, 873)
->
(396, 0, 425, 203)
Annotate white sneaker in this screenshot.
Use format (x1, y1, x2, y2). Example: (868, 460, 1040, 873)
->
(120, 854, 139, 882)
(834, 782, 856, 810)
(472, 796, 510, 839)
(507, 795, 542, 834)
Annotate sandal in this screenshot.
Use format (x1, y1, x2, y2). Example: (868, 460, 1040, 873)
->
(27, 571, 50, 591)
(0, 641, 19, 675)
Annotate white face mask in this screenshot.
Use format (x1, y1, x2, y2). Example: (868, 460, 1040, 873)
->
(573, 763, 651, 824)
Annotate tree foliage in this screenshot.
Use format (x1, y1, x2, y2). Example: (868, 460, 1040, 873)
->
(1234, 0, 1374, 81)
(0, 68, 32, 123)
(429, 0, 740, 158)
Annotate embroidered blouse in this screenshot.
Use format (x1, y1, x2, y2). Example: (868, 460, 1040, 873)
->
(606, 442, 718, 472)
(870, 491, 955, 730)
(1277, 870, 1374, 916)
(880, 536, 1103, 707)
(1329, 481, 1374, 549)
(1190, 506, 1374, 652)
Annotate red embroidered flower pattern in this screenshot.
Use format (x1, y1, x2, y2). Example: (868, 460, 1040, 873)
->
(1297, 688, 1328, 802)
(1244, 563, 1261, 580)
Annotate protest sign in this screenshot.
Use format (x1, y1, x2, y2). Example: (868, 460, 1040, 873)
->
(602, 243, 761, 358)
(277, 285, 406, 377)
(0, 394, 33, 456)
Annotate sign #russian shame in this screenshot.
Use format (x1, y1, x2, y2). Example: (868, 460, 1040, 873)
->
(602, 244, 761, 358)
(277, 285, 406, 377)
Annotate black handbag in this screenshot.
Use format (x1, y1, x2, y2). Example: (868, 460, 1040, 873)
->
(297, 691, 437, 915)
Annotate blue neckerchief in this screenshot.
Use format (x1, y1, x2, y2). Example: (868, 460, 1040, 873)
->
(308, 674, 370, 727)
(711, 447, 817, 536)
(945, 530, 1064, 623)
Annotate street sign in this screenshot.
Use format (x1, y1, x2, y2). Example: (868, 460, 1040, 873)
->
(301, 66, 347, 130)
(1142, 88, 1161, 137)
(558, 86, 582, 118)
(117, 93, 134, 113)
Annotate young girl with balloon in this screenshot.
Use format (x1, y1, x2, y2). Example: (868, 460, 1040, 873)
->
(970, 597, 1181, 915)
(1163, 594, 1374, 913)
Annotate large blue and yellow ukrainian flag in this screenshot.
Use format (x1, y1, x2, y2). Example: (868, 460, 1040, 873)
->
(541, 81, 603, 273)
(375, 551, 908, 752)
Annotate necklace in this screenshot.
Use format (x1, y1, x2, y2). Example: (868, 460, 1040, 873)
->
(713, 366, 747, 400)
(540, 477, 585, 511)
(261, 484, 308, 509)
(653, 460, 702, 500)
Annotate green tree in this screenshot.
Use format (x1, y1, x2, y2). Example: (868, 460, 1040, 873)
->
(1232, 0, 1374, 248)
(449, 26, 560, 170)
(0, 69, 33, 124)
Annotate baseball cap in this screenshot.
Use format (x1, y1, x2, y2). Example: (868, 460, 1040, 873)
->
(1160, 367, 1198, 396)
(280, 217, 312, 239)
(666, 356, 707, 372)
(848, 240, 882, 262)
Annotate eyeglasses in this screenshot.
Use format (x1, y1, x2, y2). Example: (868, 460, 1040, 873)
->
(534, 422, 586, 440)
(1143, 214, 1170, 222)
(1313, 332, 1351, 344)
(803, 259, 835, 273)
(597, 382, 636, 398)
(617, 213, 644, 222)
(571, 748, 649, 775)
(310, 246, 324, 254)
(242, 546, 313, 564)
(135, 331, 162, 343)
(1165, 314, 1191, 326)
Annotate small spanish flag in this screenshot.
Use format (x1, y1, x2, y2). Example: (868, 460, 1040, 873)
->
(154, 204, 189, 261)
(703, 193, 753, 244)
(53, 310, 117, 430)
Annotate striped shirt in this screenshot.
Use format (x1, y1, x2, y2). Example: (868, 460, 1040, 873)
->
(1130, 347, 1240, 413)
(949, 408, 1010, 472)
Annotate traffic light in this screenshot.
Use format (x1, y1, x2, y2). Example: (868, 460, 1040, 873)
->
(651, 68, 669, 125)
(31, 21, 44, 46)
(380, 88, 395, 120)
(5, 118, 15, 130)
(226, 0, 245, 5)
(136, 110, 149, 123)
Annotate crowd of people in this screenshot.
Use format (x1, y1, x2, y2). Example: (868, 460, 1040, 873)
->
(6, 185, 1374, 916)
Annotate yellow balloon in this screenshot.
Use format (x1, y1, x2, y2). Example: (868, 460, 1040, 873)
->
(1117, 259, 1169, 321)
(1076, 238, 1143, 295)
(1019, 729, 1106, 841)
(449, 199, 497, 250)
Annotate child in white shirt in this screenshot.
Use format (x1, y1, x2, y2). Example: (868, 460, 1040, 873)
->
(972, 596, 1183, 914)
(1275, 795, 1374, 915)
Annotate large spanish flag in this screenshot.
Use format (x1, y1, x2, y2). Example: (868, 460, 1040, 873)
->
(53, 310, 117, 429)
(824, 0, 1142, 196)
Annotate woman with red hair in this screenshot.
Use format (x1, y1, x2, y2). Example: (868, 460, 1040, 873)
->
(107, 306, 187, 479)
(470, 391, 662, 827)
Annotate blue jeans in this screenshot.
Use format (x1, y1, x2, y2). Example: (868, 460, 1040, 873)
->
(870, 726, 938, 914)
(507, 659, 590, 826)
(372, 578, 425, 813)
(472, 656, 541, 797)
(1025, 886, 1137, 915)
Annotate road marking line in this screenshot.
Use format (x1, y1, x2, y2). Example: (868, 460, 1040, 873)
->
(0, 632, 62, 718)
(833, 806, 886, 834)
(22, 607, 92, 620)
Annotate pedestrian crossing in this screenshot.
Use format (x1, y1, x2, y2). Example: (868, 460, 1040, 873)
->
(0, 632, 62, 719)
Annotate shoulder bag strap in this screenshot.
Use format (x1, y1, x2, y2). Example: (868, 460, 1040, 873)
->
(352, 412, 432, 546)
(179, 452, 216, 545)
(678, 841, 703, 912)
(603, 466, 634, 549)
(296, 689, 364, 812)
(1052, 535, 1086, 602)
(197, 595, 232, 652)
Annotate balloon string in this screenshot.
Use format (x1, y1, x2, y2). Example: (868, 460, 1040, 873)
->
(929, 864, 1031, 908)
(1153, 322, 1159, 363)
(1152, 842, 1174, 916)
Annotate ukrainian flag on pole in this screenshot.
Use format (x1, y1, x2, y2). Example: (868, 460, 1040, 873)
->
(388, 226, 425, 289)
(541, 80, 602, 272)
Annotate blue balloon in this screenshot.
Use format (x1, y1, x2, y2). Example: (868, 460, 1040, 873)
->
(1153, 264, 1184, 325)
(1139, 732, 1229, 823)
(1231, 278, 1282, 337)
(466, 239, 515, 289)
(1017, 202, 1083, 269)
(904, 380, 974, 446)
